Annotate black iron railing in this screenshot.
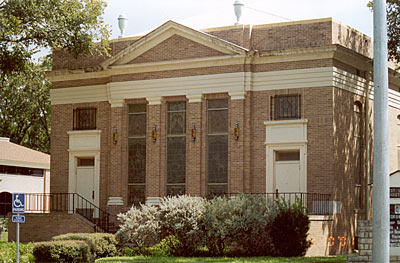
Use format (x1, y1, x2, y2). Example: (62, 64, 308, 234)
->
(206, 191, 333, 215)
(25, 193, 110, 233)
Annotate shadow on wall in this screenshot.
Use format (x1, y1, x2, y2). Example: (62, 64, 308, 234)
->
(324, 75, 372, 255)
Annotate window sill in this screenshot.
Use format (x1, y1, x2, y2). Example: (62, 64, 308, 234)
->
(67, 130, 102, 136)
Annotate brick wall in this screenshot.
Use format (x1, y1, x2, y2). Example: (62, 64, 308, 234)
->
(207, 26, 251, 49)
(147, 104, 162, 197)
(249, 87, 335, 194)
(129, 34, 225, 64)
(51, 19, 373, 71)
(251, 21, 332, 52)
(307, 216, 334, 256)
(186, 101, 202, 196)
(331, 88, 364, 254)
(50, 101, 110, 211)
(229, 99, 245, 193)
(52, 39, 137, 70)
(332, 22, 372, 58)
(8, 213, 95, 243)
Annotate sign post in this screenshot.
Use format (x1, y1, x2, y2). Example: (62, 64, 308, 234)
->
(12, 193, 25, 263)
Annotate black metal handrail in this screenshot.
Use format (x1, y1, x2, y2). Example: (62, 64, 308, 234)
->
(25, 193, 110, 233)
(205, 191, 333, 215)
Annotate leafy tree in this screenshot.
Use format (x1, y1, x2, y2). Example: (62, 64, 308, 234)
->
(0, 0, 111, 153)
(0, 0, 110, 77)
(368, 0, 400, 63)
(0, 58, 51, 153)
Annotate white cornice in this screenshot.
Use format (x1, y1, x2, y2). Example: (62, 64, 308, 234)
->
(50, 66, 400, 110)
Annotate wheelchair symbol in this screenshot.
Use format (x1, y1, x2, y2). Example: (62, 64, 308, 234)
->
(14, 195, 23, 208)
(12, 193, 25, 213)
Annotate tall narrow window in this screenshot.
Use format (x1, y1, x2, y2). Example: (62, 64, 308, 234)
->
(128, 104, 147, 206)
(207, 99, 228, 196)
(354, 101, 362, 209)
(166, 102, 186, 196)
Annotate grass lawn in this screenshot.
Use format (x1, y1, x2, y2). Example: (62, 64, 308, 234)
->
(96, 256, 346, 263)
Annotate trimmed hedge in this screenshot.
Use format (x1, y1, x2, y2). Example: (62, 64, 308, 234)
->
(53, 233, 117, 259)
(33, 240, 90, 263)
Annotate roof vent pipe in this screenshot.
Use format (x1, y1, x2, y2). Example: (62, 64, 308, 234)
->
(118, 14, 128, 38)
(233, 0, 244, 25)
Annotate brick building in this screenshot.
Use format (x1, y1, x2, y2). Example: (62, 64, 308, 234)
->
(41, 17, 400, 254)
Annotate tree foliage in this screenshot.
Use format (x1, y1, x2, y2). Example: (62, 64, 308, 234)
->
(0, 0, 110, 77)
(0, 58, 51, 153)
(369, 0, 400, 63)
(0, 0, 110, 153)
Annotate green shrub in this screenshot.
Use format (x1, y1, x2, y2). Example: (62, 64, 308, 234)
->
(269, 197, 311, 257)
(202, 194, 276, 256)
(120, 246, 140, 257)
(53, 233, 117, 259)
(116, 203, 160, 248)
(0, 242, 34, 263)
(201, 196, 232, 256)
(158, 196, 205, 256)
(227, 194, 276, 256)
(33, 240, 90, 263)
(120, 241, 170, 257)
(154, 235, 182, 256)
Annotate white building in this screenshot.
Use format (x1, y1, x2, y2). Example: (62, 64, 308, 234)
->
(0, 137, 50, 217)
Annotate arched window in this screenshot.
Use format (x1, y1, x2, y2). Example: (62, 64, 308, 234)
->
(354, 101, 362, 138)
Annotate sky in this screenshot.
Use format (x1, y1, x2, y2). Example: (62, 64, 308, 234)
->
(103, 0, 374, 39)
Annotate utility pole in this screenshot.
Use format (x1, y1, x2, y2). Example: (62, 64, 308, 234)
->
(372, 0, 390, 262)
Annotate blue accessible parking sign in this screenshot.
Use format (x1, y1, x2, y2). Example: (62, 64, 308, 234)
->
(12, 193, 25, 213)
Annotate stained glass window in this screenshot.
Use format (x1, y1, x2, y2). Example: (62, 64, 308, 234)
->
(128, 104, 147, 205)
(166, 102, 186, 196)
(207, 99, 228, 196)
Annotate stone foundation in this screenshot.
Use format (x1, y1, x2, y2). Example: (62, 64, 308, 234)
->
(347, 220, 400, 263)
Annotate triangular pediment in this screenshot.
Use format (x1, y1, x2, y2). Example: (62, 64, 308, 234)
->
(102, 21, 248, 68)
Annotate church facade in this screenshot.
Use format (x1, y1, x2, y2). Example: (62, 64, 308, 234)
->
(47, 18, 400, 255)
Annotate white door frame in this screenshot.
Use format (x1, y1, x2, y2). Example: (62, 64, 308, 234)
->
(68, 150, 100, 209)
(266, 143, 307, 193)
